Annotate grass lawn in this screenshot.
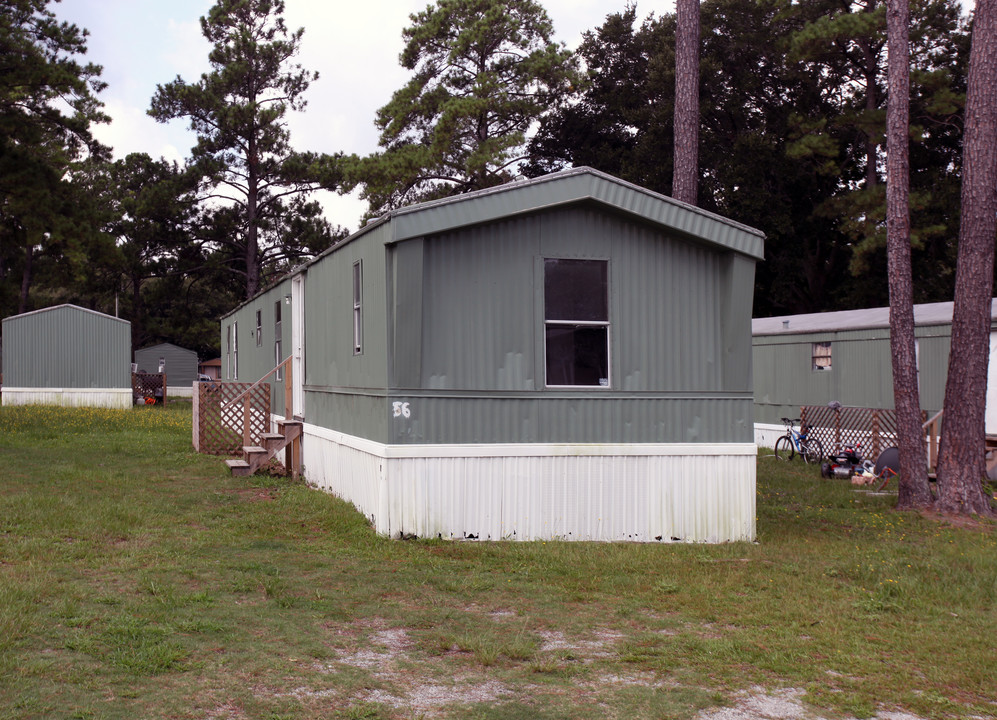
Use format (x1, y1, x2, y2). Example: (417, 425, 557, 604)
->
(1, 402, 995, 720)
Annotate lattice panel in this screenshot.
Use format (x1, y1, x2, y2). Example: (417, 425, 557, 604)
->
(800, 405, 925, 460)
(132, 372, 166, 405)
(194, 381, 270, 455)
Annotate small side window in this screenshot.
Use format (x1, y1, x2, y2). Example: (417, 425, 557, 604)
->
(812, 342, 832, 372)
(274, 300, 283, 381)
(353, 260, 363, 355)
(255, 309, 263, 347)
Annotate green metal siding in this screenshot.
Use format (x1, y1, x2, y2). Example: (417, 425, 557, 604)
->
(220, 280, 292, 410)
(385, 394, 752, 444)
(134, 343, 198, 386)
(1, 305, 130, 388)
(303, 224, 391, 440)
(218, 169, 761, 445)
(305, 224, 389, 391)
(753, 324, 957, 424)
(380, 203, 754, 444)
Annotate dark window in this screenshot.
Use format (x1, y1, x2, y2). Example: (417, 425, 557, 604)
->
(255, 309, 262, 347)
(544, 259, 610, 387)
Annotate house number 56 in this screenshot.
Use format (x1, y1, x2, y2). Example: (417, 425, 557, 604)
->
(392, 401, 411, 418)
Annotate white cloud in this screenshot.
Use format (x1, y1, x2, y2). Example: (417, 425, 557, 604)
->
(55, 0, 679, 228)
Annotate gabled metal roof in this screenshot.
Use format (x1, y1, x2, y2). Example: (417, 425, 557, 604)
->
(752, 299, 997, 336)
(2, 303, 129, 326)
(386, 166, 765, 259)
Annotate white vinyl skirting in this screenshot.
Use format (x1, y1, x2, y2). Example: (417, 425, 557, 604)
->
(299, 422, 757, 543)
(1, 387, 133, 409)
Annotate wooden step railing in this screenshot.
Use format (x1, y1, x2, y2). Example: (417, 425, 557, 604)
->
(195, 356, 301, 478)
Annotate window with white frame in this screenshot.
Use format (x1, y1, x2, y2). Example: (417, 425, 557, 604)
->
(225, 324, 231, 379)
(812, 342, 832, 372)
(274, 300, 282, 381)
(353, 260, 363, 355)
(544, 258, 610, 387)
(232, 321, 239, 379)
(255, 309, 262, 347)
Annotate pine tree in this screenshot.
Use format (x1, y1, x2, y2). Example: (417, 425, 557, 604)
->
(149, 0, 336, 300)
(347, 0, 582, 218)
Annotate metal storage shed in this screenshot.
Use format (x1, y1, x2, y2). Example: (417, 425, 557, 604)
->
(221, 167, 765, 542)
(1, 304, 132, 408)
(752, 299, 997, 446)
(135, 342, 199, 397)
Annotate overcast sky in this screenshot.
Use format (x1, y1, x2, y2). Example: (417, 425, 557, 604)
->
(54, 0, 677, 230)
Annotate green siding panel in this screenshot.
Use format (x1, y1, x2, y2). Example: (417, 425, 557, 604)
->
(380, 394, 753, 444)
(220, 280, 292, 411)
(752, 324, 957, 425)
(134, 343, 198, 387)
(2, 305, 130, 389)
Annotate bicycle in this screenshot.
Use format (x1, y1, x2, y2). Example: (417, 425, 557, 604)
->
(774, 417, 824, 464)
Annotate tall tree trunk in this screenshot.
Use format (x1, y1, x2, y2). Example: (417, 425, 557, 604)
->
(886, 0, 933, 509)
(861, 0, 879, 188)
(19, 240, 33, 315)
(673, 0, 700, 206)
(246, 134, 260, 300)
(935, 0, 997, 516)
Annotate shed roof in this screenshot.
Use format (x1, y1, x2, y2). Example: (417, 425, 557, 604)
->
(136, 342, 197, 357)
(2, 303, 129, 326)
(752, 299, 997, 336)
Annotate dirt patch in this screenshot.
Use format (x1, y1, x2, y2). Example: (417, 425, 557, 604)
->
(918, 508, 996, 532)
(693, 687, 934, 720)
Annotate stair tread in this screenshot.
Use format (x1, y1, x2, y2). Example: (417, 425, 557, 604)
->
(225, 459, 250, 468)
(243, 445, 267, 454)
(260, 433, 284, 441)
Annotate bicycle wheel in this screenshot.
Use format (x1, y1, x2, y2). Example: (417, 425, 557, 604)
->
(801, 438, 824, 465)
(774, 435, 794, 461)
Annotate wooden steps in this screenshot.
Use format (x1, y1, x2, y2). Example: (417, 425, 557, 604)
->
(226, 419, 302, 478)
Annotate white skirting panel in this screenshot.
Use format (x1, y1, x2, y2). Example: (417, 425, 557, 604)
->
(754, 423, 785, 449)
(302, 423, 756, 543)
(168, 385, 194, 398)
(1, 387, 132, 409)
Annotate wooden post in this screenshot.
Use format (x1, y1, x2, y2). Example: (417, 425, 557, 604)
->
(243, 395, 251, 448)
(284, 359, 293, 420)
(872, 411, 881, 458)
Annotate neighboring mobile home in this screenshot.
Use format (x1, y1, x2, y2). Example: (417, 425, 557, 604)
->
(220, 167, 764, 542)
(752, 299, 997, 446)
(1, 304, 132, 408)
(135, 342, 199, 397)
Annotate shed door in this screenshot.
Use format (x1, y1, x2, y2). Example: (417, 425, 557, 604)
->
(987, 332, 997, 434)
(291, 274, 305, 419)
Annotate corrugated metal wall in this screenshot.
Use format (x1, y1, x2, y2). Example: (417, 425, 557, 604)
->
(384, 203, 754, 444)
(302, 426, 757, 542)
(1, 305, 130, 389)
(305, 223, 390, 394)
(219, 279, 292, 410)
(134, 343, 198, 387)
(753, 324, 955, 424)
